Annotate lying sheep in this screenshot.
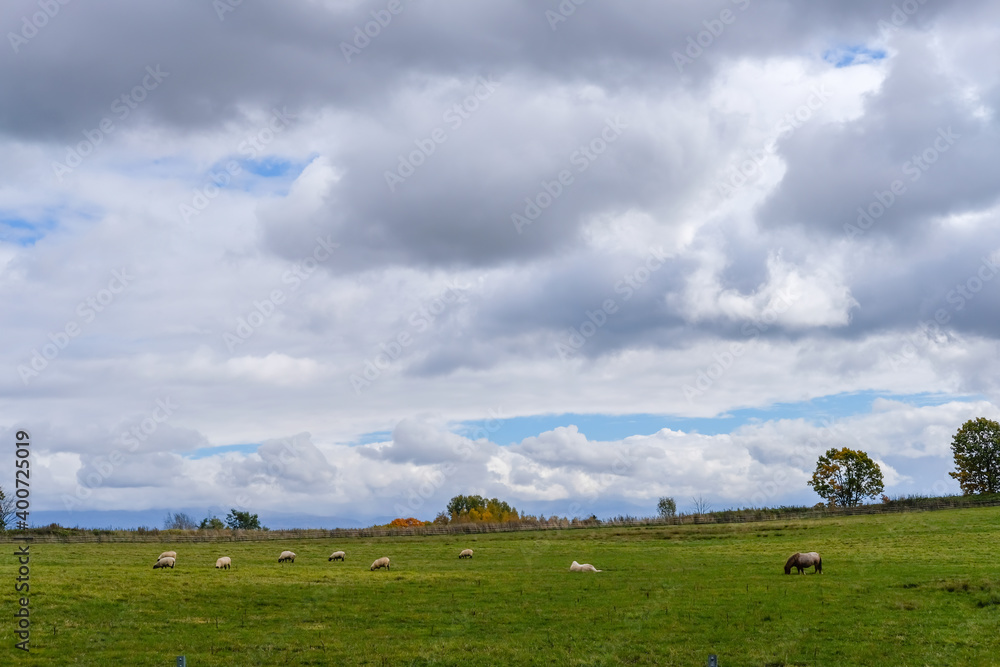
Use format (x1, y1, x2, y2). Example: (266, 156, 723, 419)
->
(158, 551, 177, 561)
(215, 557, 232, 569)
(153, 556, 175, 569)
(328, 551, 346, 562)
(370, 556, 390, 571)
(458, 549, 474, 559)
(278, 551, 296, 563)
(569, 560, 601, 572)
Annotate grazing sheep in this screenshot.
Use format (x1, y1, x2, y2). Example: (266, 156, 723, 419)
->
(215, 557, 232, 570)
(784, 552, 822, 574)
(569, 560, 601, 572)
(278, 551, 296, 563)
(458, 549, 474, 559)
(328, 551, 346, 562)
(370, 556, 391, 571)
(153, 556, 175, 570)
(157, 551, 177, 560)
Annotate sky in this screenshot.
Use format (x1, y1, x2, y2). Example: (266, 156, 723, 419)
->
(2, 0, 999, 529)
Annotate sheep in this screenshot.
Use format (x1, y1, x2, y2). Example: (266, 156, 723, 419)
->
(569, 560, 601, 572)
(153, 556, 175, 569)
(215, 557, 232, 569)
(158, 551, 177, 560)
(328, 551, 346, 562)
(370, 556, 391, 571)
(458, 549, 474, 559)
(278, 551, 296, 563)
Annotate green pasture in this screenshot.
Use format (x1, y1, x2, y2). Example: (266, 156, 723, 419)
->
(2, 507, 1000, 665)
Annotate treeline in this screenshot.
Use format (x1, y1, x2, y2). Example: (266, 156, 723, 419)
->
(6, 492, 1000, 541)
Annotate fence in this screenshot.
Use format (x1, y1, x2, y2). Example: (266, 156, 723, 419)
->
(3, 496, 1000, 544)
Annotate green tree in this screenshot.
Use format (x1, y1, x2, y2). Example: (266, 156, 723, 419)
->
(199, 515, 225, 530)
(445, 495, 519, 523)
(949, 418, 1000, 494)
(656, 497, 676, 519)
(225, 509, 264, 530)
(808, 447, 885, 507)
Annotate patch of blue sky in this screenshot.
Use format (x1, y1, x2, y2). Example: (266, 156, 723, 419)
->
(349, 430, 393, 446)
(0, 214, 57, 246)
(823, 45, 887, 68)
(184, 443, 260, 459)
(240, 156, 299, 178)
(454, 392, 980, 445)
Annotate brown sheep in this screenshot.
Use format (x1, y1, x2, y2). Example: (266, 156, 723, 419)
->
(370, 556, 390, 571)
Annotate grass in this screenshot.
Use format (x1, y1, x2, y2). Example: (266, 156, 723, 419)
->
(2, 506, 1000, 665)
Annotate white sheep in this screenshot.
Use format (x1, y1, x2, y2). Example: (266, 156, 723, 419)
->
(158, 551, 177, 560)
(153, 556, 175, 569)
(215, 556, 232, 569)
(569, 560, 601, 572)
(458, 549, 474, 559)
(370, 556, 390, 571)
(328, 551, 346, 562)
(278, 551, 296, 563)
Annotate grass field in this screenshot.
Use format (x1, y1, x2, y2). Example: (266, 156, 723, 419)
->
(3, 507, 1000, 665)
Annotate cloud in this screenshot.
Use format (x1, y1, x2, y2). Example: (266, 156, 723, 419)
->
(3, 0, 1000, 523)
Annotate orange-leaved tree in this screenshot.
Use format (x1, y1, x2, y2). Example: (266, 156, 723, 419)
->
(388, 517, 425, 528)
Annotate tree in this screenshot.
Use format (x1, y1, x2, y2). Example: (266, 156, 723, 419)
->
(199, 515, 225, 530)
(949, 418, 1000, 494)
(690, 495, 711, 515)
(808, 447, 885, 507)
(445, 495, 520, 523)
(163, 512, 197, 530)
(225, 509, 264, 530)
(0, 486, 14, 531)
(656, 497, 676, 519)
